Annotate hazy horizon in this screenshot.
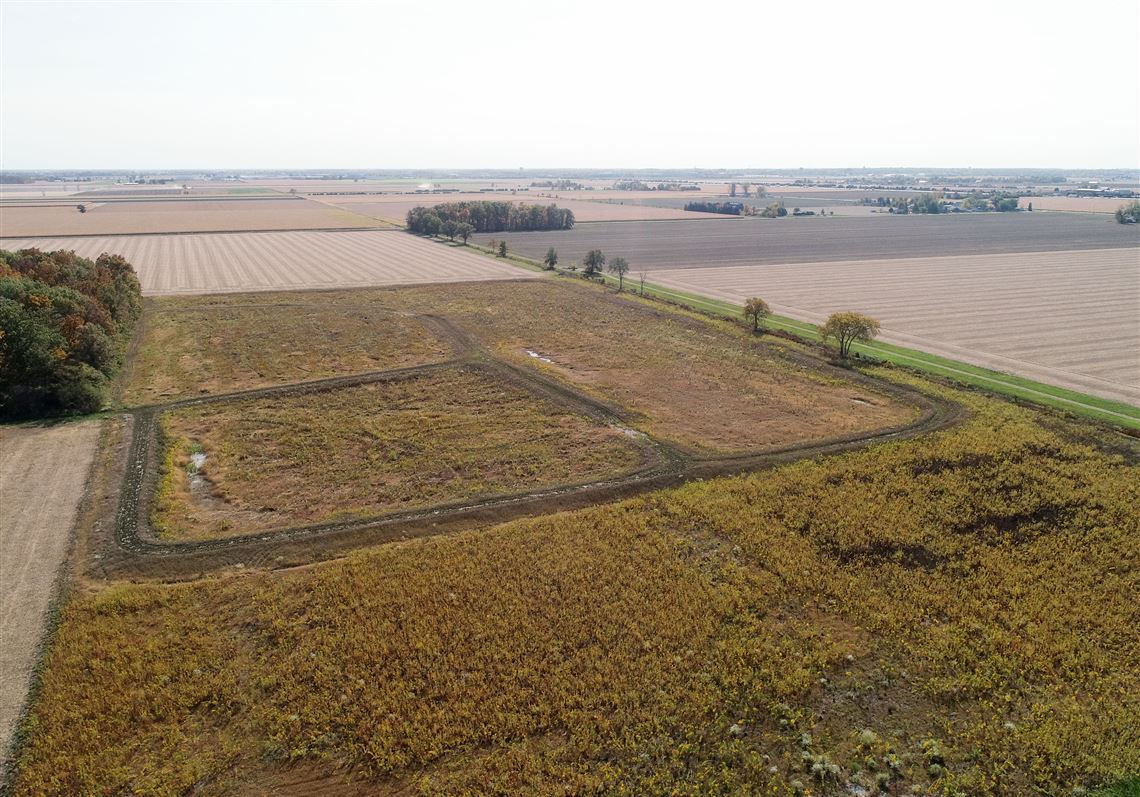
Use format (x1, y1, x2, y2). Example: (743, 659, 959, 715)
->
(2, 0, 1139, 171)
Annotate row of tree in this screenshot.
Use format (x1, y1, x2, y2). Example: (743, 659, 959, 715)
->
(727, 183, 766, 198)
(743, 296, 880, 358)
(406, 201, 575, 235)
(684, 201, 744, 215)
(0, 248, 142, 418)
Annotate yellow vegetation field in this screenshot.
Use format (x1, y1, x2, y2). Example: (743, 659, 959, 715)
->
(122, 301, 453, 406)
(151, 367, 647, 539)
(12, 377, 1138, 796)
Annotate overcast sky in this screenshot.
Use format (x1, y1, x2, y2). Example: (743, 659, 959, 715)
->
(2, 0, 1137, 170)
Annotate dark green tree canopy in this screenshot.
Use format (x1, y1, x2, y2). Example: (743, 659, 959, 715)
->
(0, 248, 141, 418)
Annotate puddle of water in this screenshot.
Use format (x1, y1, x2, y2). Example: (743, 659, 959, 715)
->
(526, 350, 554, 364)
(850, 396, 872, 405)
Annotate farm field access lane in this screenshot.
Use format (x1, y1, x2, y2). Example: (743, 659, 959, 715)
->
(0, 421, 102, 779)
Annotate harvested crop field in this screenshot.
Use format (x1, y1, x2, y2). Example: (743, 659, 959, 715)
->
(122, 301, 454, 406)
(0, 197, 381, 236)
(645, 248, 1140, 405)
(487, 213, 1140, 269)
(1018, 196, 1133, 214)
(151, 366, 647, 539)
(320, 193, 725, 223)
(0, 420, 101, 778)
(0, 230, 541, 295)
(12, 389, 1139, 796)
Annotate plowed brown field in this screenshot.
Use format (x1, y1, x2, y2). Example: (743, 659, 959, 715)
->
(488, 214, 1139, 268)
(320, 193, 724, 223)
(0, 198, 380, 236)
(0, 230, 540, 295)
(645, 248, 1140, 405)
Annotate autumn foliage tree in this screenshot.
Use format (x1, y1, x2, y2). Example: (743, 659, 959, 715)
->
(743, 297, 770, 332)
(0, 248, 142, 418)
(821, 311, 880, 359)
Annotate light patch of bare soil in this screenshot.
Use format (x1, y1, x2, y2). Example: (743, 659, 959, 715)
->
(0, 420, 101, 776)
(1018, 196, 1130, 214)
(0, 198, 379, 236)
(0, 230, 543, 296)
(646, 247, 1140, 406)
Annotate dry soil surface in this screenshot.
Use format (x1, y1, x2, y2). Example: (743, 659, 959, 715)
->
(646, 248, 1140, 406)
(0, 420, 101, 777)
(0, 230, 542, 295)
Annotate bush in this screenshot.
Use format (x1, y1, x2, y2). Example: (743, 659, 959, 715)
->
(0, 248, 141, 419)
(1115, 200, 1140, 224)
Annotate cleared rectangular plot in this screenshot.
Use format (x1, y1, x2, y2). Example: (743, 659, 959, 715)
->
(153, 367, 646, 539)
(486, 214, 1140, 268)
(0, 230, 541, 295)
(0, 197, 379, 236)
(123, 302, 454, 406)
(645, 248, 1140, 405)
(1018, 196, 1131, 214)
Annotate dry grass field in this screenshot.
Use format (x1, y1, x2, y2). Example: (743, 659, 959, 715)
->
(122, 301, 453, 406)
(0, 230, 541, 295)
(117, 281, 913, 454)
(11, 383, 1139, 796)
(307, 280, 914, 452)
(0, 420, 101, 778)
(0, 197, 381, 236)
(1018, 196, 1132, 214)
(488, 213, 1140, 269)
(151, 367, 645, 540)
(646, 248, 1140, 406)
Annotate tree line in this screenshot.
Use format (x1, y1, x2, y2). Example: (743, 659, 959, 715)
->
(0, 248, 142, 418)
(406, 201, 575, 235)
(684, 201, 744, 215)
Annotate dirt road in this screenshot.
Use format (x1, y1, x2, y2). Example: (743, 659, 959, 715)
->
(0, 421, 101, 777)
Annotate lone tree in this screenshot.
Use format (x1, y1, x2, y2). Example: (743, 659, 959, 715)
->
(821, 311, 880, 359)
(607, 256, 630, 290)
(582, 249, 606, 277)
(543, 247, 558, 270)
(457, 222, 474, 244)
(743, 296, 770, 332)
(498, 240, 508, 257)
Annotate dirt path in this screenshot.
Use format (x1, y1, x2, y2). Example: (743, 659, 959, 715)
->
(0, 420, 101, 777)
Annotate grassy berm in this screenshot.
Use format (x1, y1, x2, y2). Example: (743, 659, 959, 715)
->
(10, 373, 1138, 796)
